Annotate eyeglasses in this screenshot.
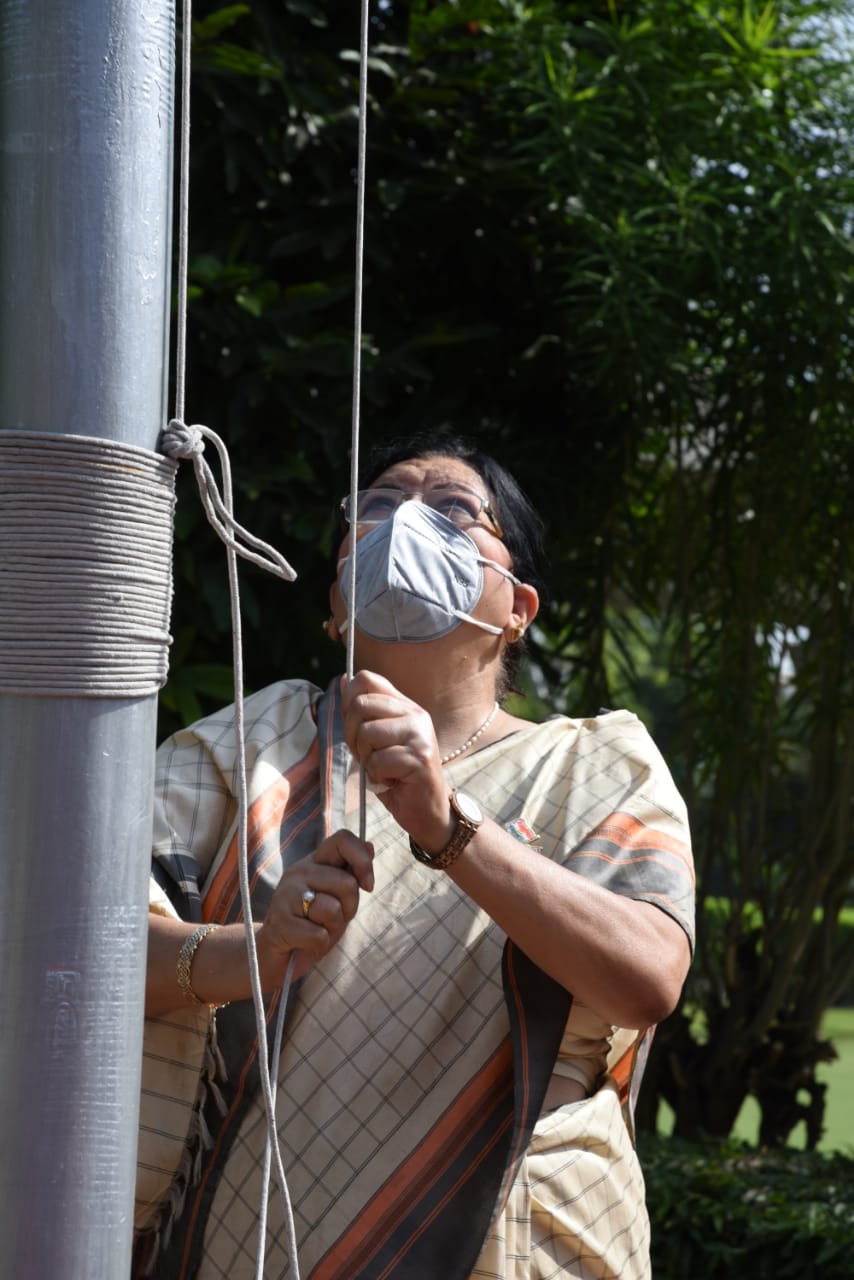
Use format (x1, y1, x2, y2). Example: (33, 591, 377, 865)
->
(340, 485, 503, 537)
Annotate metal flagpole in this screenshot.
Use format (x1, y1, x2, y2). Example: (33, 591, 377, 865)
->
(0, 1, 175, 1274)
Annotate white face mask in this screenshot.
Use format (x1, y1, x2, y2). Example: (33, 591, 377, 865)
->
(339, 500, 519, 644)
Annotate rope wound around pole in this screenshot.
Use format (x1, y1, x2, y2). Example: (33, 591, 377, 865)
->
(0, 430, 178, 698)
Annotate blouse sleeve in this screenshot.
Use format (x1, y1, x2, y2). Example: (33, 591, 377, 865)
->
(559, 711, 695, 950)
(485, 710, 695, 951)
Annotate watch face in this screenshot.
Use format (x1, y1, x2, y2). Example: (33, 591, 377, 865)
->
(454, 790, 483, 826)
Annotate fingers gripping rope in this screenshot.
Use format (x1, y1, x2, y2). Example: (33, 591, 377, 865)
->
(161, 420, 297, 583)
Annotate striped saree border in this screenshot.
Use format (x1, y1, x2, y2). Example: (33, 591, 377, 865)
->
(311, 1041, 515, 1280)
(306, 943, 571, 1280)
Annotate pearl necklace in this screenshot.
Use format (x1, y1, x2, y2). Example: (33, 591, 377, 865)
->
(440, 702, 500, 765)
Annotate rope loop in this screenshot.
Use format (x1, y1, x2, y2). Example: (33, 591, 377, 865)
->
(161, 419, 298, 584)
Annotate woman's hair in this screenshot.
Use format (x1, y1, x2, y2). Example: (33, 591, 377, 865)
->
(340, 432, 547, 694)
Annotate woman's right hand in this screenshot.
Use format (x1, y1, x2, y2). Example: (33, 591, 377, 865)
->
(256, 828, 375, 989)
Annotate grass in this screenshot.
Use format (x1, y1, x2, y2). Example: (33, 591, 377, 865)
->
(658, 1007, 854, 1155)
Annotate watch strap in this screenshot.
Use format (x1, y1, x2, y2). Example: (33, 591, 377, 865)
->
(410, 791, 481, 871)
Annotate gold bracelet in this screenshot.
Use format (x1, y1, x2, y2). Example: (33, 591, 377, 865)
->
(176, 923, 228, 1009)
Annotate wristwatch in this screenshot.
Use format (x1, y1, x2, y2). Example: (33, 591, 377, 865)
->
(410, 789, 484, 871)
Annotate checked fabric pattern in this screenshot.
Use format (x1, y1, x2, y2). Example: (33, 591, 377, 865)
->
(471, 1081, 652, 1280)
(135, 678, 693, 1280)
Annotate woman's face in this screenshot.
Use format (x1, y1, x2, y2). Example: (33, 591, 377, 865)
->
(329, 453, 534, 644)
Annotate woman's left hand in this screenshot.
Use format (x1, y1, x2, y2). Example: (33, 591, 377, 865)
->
(341, 671, 453, 851)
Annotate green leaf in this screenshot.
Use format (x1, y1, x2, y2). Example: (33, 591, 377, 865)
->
(192, 4, 251, 42)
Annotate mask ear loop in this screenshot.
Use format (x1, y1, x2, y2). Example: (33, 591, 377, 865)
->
(450, 558, 520, 634)
(480, 557, 521, 587)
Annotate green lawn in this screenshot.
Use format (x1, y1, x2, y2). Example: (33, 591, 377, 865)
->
(658, 1007, 854, 1154)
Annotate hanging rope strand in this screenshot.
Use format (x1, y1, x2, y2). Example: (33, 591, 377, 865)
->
(174, 0, 192, 426)
(165, 1, 374, 1274)
(168, 5, 298, 1278)
(345, 0, 371, 690)
(346, 0, 373, 841)
(262, 1, 373, 1260)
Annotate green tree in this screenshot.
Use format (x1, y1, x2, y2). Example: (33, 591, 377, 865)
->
(170, 0, 854, 1146)
(483, 0, 854, 1145)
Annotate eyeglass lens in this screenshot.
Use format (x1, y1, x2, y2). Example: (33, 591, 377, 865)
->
(347, 487, 488, 528)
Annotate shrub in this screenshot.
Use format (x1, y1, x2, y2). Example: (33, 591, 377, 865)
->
(641, 1135, 854, 1278)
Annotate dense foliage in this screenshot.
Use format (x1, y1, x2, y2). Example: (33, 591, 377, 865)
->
(641, 1135, 854, 1277)
(169, 0, 854, 1145)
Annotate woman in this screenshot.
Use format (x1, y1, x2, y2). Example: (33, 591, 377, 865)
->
(134, 435, 694, 1279)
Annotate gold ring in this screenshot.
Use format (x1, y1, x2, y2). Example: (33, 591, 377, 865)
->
(301, 889, 316, 918)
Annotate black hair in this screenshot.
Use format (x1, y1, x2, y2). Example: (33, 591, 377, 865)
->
(339, 432, 547, 695)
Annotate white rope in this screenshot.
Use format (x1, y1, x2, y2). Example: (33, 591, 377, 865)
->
(167, 0, 373, 1272)
(157, 418, 299, 1277)
(243, 0, 374, 1261)
(174, 0, 192, 428)
(249, 1, 374, 1261)
(169, 5, 299, 1277)
(346, 0, 371, 691)
(246, 0, 373, 1263)
(346, 0, 373, 843)
(258, 951, 297, 1261)
(0, 431, 177, 697)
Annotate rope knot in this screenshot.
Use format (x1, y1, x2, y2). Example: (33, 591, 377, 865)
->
(161, 419, 205, 460)
(158, 418, 297, 584)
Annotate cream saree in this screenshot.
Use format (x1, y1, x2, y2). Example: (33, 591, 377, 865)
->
(134, 678, 693, 1279)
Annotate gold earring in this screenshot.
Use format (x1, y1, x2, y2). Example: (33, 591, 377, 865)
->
(510, 623, 526, 643)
